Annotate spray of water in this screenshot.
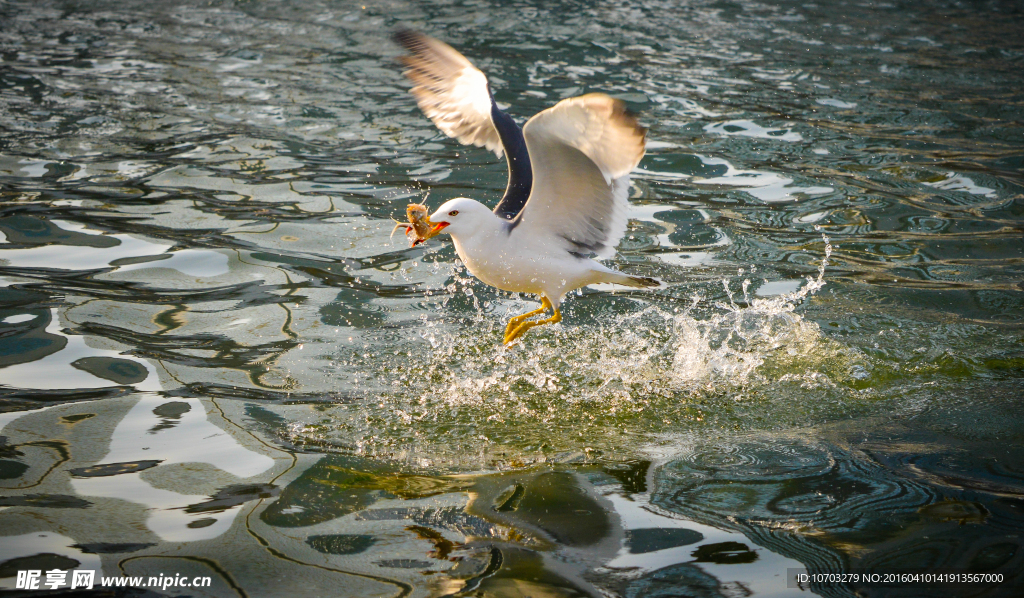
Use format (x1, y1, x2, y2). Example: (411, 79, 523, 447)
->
(308, 235, 843, 468)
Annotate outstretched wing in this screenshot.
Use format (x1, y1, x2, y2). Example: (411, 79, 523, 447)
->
(393, 29, 501, 154)
(514, 94, 646, 259)
(393, 30, 533, 220)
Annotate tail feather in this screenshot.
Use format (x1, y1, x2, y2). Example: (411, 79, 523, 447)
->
(589, 266, 662, 289)
(624, 275, 661, 289)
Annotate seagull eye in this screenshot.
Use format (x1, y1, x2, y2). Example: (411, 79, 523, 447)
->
(448, 210, 459, 216)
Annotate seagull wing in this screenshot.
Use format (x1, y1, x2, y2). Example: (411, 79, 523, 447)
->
(393, 29, 534, 219)
(515, 94, 646, 259)
(393, 29, 501, 155)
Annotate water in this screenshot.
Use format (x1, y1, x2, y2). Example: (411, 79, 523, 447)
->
(1, 0, 1022, 596)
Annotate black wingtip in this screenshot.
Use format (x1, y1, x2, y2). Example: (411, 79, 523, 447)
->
(610, 97, 649, 143)
(392, 27, 424, 52)
(392, 27, 413, 44)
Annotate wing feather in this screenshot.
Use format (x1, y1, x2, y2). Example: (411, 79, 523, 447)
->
(393, 29, 503, 156)
(516, 94, 646, 258)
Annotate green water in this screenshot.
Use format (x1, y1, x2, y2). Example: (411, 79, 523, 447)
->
(1, 0, 1022, 596)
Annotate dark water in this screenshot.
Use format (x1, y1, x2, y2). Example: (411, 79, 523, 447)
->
(1, 0, 1023, 596)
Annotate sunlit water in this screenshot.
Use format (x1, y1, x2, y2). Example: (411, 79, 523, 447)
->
(1, 0, 1023, 596)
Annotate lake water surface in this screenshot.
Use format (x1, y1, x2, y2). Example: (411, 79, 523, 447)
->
(1, 0, 1023, 596)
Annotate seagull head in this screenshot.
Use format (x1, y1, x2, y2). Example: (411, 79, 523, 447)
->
(418, 198, 492, 242)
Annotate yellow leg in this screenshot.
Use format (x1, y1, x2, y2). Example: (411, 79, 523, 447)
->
(504, 302, 561, 345)
(503, 297, 551, 337)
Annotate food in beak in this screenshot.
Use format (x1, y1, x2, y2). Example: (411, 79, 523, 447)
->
(391, 203, 434, 245)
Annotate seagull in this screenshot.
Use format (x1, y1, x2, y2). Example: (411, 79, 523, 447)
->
(394, 29, 658, 345)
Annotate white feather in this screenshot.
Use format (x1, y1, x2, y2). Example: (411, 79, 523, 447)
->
(516, 94, 646, 259)
(428, 197, 645, 310)
(396, 31, 502, 157)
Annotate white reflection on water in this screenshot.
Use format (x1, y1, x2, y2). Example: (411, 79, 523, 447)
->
(815, 98, 857, 108)
(0, 218, 233, 278)
(71, 394, 276, 542)
(923, 171, 998, 198)
(0, 308, 161, 392)
(755, 279, 803, 297)
(115, 249, 230, 278)
(692, 156, 834, 202)
(637, 153, 835, 202)
(145, 163, 366, 210)
(703, 119, 803, 142)
(607, 493, 804, 598)
(0, 533, 104, 590)
(0, 221, 170, 271)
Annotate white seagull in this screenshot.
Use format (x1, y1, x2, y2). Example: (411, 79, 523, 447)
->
(394, 30, 658, 345)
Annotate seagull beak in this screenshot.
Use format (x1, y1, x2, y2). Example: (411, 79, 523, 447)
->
(423, 220, 450, 239)
(411, 220, 449, 246)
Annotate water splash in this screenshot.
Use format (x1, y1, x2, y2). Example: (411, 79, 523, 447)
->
(307, 236, 843, 467)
